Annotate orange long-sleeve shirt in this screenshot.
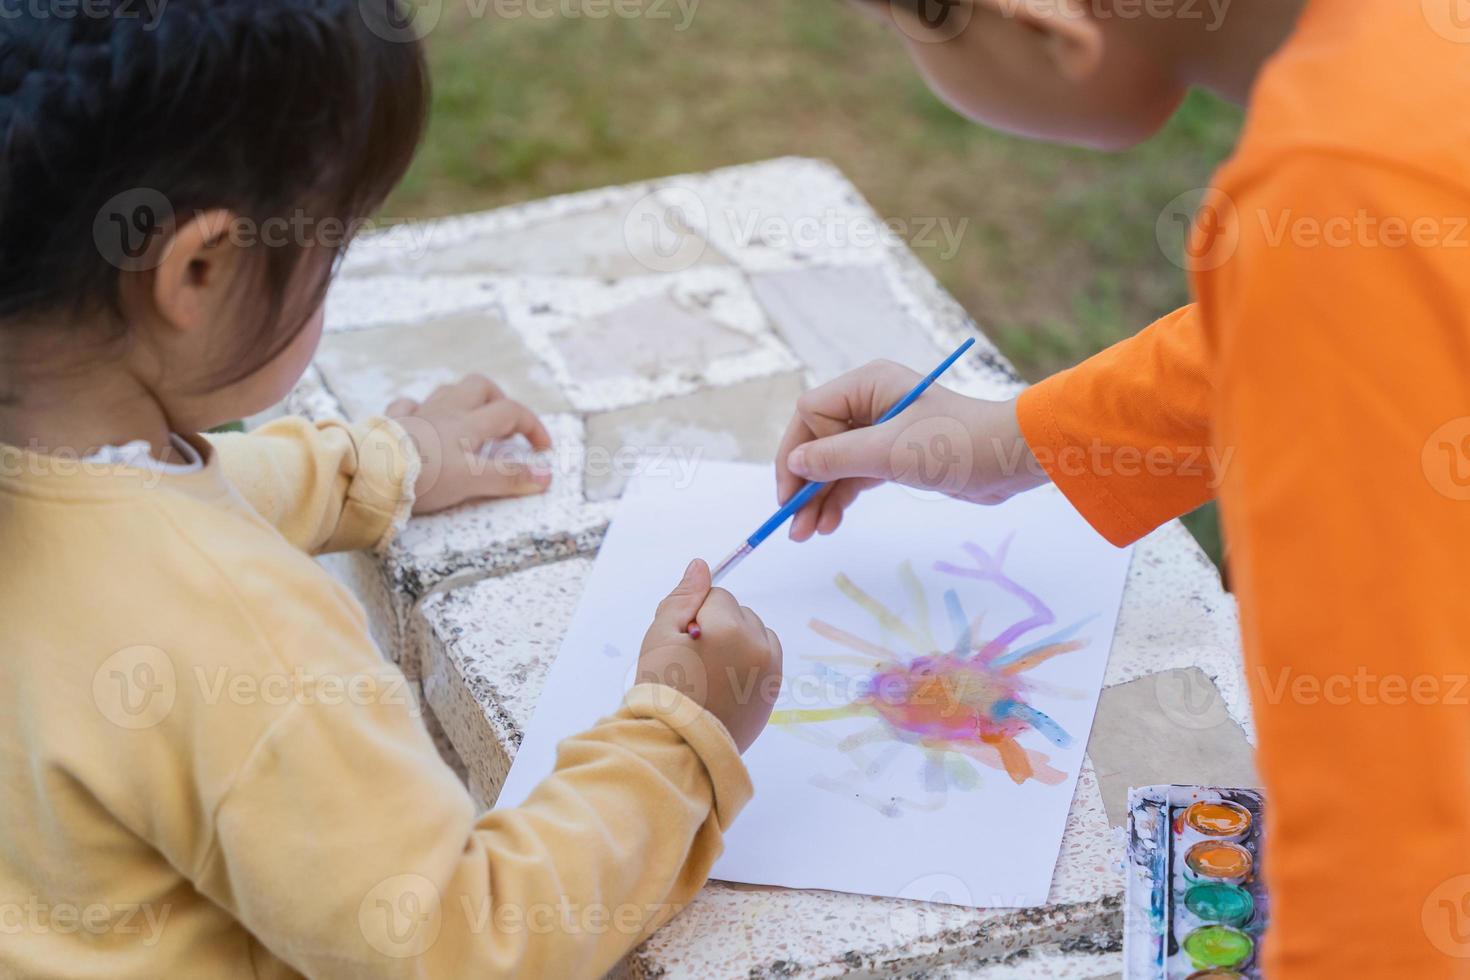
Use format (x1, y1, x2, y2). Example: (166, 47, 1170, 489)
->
(1018, 1, 1470, 974)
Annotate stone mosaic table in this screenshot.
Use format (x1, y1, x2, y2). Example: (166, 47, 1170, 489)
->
(298, 158, 1258, 978)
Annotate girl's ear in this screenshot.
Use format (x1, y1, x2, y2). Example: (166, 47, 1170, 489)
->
(148, 210, 240, 335)
(972, 0, 1105, 80)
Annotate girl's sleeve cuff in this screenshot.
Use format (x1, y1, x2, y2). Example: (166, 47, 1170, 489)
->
(620, 683, 754, 830)
(342, 417, 420, 554)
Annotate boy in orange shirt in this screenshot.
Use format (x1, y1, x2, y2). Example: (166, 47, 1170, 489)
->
(777, 0, 1470, 974)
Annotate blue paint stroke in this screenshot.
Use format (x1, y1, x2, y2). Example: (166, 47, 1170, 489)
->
(943, 589, 971, 653)
(994, 699, 1073, 747)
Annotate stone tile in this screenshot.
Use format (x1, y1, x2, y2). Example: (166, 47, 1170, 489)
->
(552, 292, 758, 383)
(1088, 668, 1260, 827)
(666, 157, 896, 272)
(322, 274, 507, 333)
(632, 867, 1119, 978)
(1104, 522, 1249, 734)
(1047, 766, 1124, 905)
(879, 250, 1026, 401)
(314, 309, 570, 421)
(582, 372, 805, 501)
(751, 266, 948, 383)
(342, 158, 890, 280)
(686, 155, 1025, 399)
(339, 179, 726, 280)
(418, 558, 594, 809)
(755, 251, 1023, 403)
(928, 948, 1121, 979)
(389, 203, 728, 280)
(280, 364, 345, 424)
(497, 267, 798, 412)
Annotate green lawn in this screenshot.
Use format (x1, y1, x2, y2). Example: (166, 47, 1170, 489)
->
(385, 1, 1242, 564)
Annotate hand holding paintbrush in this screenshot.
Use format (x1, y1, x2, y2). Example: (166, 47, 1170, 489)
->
(638, 558, 783, 749)
(686, 338, 1047, 637)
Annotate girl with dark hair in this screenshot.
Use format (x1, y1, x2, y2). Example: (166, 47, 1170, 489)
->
(0, 4, 780, 976)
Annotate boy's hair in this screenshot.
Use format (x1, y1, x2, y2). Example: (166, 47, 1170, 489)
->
(0, 1, 428, 379)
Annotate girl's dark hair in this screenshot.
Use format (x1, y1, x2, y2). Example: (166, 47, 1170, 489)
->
(0, 1, 428, 380)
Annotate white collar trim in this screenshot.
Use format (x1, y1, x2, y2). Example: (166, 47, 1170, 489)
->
(83, 433, 204, 475)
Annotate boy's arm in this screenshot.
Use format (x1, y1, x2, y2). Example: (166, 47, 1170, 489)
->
(193, 620, 750, 978)
(1016, 303, 1217, 546)
(772, 310, 1216, 547)
(206, 416, 417, 555)
(1202, 156, 1470, 975)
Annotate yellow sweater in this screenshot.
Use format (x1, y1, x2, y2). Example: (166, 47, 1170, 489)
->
(0, 417, 751, 979)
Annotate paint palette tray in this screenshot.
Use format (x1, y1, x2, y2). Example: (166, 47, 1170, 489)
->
(1124, 784, 1268, 978)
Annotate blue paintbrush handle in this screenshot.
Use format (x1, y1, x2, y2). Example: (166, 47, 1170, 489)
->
(748, 480, 827, 548)
(745, 337, 977, 550)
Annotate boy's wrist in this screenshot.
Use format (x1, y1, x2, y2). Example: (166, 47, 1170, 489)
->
(960, 396, 1049, 504)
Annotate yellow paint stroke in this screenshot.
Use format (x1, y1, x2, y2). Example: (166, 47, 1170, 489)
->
(966, 612, 985, 652)
(835, 573, 925, 651)
(809, 618, 902, 664)
(809, 653, 891, 672)
(770, 703, 871, 727)
(999, 641, 1086, 675)
(836, 723, 895, 753)
(900, 561, 938, 652)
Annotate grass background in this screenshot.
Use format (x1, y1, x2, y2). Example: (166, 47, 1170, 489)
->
(383, 0, 1243, 564)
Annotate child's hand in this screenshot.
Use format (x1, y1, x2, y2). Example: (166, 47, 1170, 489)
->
(775, 359, 1048, 541)
(386, 374, 554, 515)
(636, 560, 783, 753)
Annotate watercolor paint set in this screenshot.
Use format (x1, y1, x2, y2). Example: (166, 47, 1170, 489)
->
(1124, 784, 1268, 978)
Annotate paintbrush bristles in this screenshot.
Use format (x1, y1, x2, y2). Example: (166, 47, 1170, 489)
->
(710, 544, 752, 586)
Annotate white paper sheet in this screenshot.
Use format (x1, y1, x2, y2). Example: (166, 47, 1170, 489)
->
(498, 462, 1133, 907)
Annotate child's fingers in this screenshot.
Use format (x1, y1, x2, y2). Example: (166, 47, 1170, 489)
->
(467, 454, 551, 498)
(815, 479, 877, 535)
(738, 604, 765, 636)
(788, 485, 833, 542)
(778, 414, 834, 543)
(776, 378, 876, 501)
(795, 361, 917, 433)
(384, 397, 419, 417)
(653, 559, 713, 632)
(774, 414, 817, 506)
(694, 587, 743, 632)
(465, 399, 553, 452)
(425, 373, 506, 411)
(777, 362, 931, 536)
(815, 493, 848, 535)
(764, 628, 783, 674)
(786, 424, 894, 483)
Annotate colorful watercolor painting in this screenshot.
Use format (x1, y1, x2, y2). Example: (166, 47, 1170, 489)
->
(500, 465, 1134, 905)
(770, 535, 1097, 816)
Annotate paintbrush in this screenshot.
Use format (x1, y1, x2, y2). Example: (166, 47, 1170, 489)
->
(688, 337, 977, 638)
